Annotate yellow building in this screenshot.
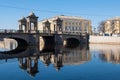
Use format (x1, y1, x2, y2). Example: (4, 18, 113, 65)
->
(104, 17, 120, 35)
(38, 15, 92, 34)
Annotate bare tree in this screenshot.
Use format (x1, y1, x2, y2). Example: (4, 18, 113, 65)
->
(98, 21, 105, 33)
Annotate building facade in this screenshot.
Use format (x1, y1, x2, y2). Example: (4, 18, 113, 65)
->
(102, 17, 120, 35)
(38, 15, 92, 34)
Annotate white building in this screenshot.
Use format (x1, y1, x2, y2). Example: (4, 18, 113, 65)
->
(38, 15, 92, 34)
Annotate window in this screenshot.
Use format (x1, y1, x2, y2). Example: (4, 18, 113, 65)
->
(76, 27, 78, 30)
(72, 22, 74, 25)
(65, 27, 67, 30)
(76, 22, 78, 25)
(79, 22, 82, 26)
(79, 27, 81, 31)
(69, 22, 71, 25)
(65, 22, 67, 26)
(72, 26, 74, 31)
(69, 26, 71, 30)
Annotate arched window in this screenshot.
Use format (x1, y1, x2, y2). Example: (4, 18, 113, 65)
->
(22, 25, 26, 31)
(31, 23, 35, 30)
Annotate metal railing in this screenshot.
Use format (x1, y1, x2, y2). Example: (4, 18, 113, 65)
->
(62, 31, 88, 35)
(0, 29, 88, 35)
(0, 29, 18, 33)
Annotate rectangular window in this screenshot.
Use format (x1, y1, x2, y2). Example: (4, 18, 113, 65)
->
(65, 27, 67, 30)
(79, 27, 81, 31)
(76, 27, 78, 30)
(69, 22, 71, 25)
(65, 22, 67, 26)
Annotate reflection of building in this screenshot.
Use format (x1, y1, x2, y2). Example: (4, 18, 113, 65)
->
(90, 44, 120, 64)
(99, 53, 120, 64)
(40, 45, 91, 71)
(62, 50, 90, 65)
(17, 45, 90, 76)
(40, 54, 51, 66)
(102, 17, 120, 34)
(38, 15, 92, 34)
(0, 38, 17, 51)
(51, 54, 63, 71)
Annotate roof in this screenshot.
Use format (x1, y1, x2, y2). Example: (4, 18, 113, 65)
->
(107, 16, 120, 21)
(43, 20, 50, 24)
(18, 16, 26, 22)
(27, 12, 38, 18)
(40, 15, 89, 22)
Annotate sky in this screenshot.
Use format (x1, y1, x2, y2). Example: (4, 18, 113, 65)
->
(0, 0, 120, 30)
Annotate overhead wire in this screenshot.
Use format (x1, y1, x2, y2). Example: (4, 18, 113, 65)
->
(0, 4, 116, 17)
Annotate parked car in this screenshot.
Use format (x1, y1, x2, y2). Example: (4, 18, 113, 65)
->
(104, 34, 110, 36)
(112, 34, 120, 37)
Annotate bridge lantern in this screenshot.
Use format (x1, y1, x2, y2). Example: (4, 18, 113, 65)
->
(18, 16, 27, 32)
(26, 12, 39, 33)
(43, 20, 51, 33)
(53, 17, 63, 32)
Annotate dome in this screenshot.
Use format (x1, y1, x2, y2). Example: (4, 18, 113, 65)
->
(18, 16, 26, 22)
(29, 12, 35, 16)
(27, 12, 37, 18)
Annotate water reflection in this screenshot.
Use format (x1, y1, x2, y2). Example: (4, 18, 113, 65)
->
(90, 44, 120, 64)
(0, 41, 90, 77)
(0, 41, 120, 79)
(18, 57, 39, 77)
(17, 45, 90, 77)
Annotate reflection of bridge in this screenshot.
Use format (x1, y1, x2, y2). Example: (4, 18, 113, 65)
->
(19, 45, 90, 76)
(0, 45, 90, 77)
(0, 12, 89, 48)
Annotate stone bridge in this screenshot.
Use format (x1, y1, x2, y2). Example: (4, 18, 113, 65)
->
(54, 33, 89, 46)
(0, 32, 39, 47)
(0, 12, 90, 51)
(0, 31, 89, 51)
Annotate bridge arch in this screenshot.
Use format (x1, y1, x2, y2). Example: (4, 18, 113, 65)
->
(0, 37, 28, 53)
(63, 38, 79, 47)
(54, 34, 82, 46)
(0, 33, 31, 53)
(10, 37, 28, 47)
(0, 33, 39, 46)
(54, 33, 89, 46)
(39, 36, 55, 52)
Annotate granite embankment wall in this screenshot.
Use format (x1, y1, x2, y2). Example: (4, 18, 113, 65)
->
(89, 36, 120, 45)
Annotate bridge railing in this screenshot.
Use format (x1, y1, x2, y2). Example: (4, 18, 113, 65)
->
(0, 29, 18, 33)
(62, 31, 88, 35)
(38, 30, 88, 35)
(0, 29, 88, 36)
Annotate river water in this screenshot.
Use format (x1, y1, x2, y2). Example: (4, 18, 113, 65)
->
(0, 41, 120, 80)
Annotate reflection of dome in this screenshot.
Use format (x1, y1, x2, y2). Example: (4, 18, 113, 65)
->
(55, 67, 60, 71)
(27, 70, 39, 77)
(54, 63, 63, 71)
(39, 37, 45, 51)
(44, 62, 50, 67)
(19, 64, 27, 70)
